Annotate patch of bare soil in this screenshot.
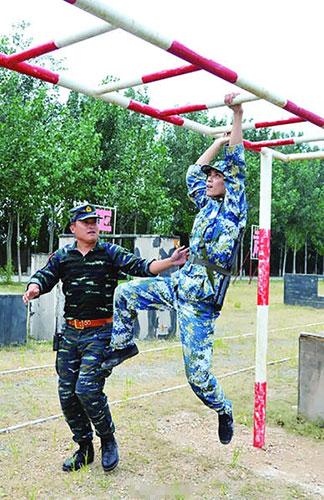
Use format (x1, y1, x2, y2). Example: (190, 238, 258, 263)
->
(157, 410, 324, 498)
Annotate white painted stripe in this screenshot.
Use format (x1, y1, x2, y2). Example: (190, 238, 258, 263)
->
(259, 149, 273, 230)
(235, 76, 287, 108)
(267, 148, 288, 162)
(255, 305, 269, 382)
(286, 151, 324, 161)
(204, 93, 260, 110)
(58, 74, 131, 108)
(293, 135, 324, 145)
(56, 21, 116, 48)
(181, 117, 220, 136)
(75, 0, 173, 50)
(95, 76, 144, 95)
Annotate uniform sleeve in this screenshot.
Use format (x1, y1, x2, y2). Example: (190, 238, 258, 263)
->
(107, 244, 156, 277)
(222, 143, 247, 221)
(27, 251, 61, 295)
(186, 164, 209, 210)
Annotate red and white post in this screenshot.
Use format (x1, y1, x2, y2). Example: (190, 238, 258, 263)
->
(253, 148, 273, 448)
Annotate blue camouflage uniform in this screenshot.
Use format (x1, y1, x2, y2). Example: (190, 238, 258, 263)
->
(28, 240, 155, 443)
(110, 143, 247, 414)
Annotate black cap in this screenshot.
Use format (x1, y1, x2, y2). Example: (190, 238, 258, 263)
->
(69, 204, 101, 223)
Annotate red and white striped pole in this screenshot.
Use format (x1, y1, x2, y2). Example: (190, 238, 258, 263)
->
(244, 134, 324, 150)
(63, 0, 324, 129)
(0, 53, 220, 136)
(6, 22, 117, 64)
(95, 64, 200, 94)
(254, 148, 273, 448)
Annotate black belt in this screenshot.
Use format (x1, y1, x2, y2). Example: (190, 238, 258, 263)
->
(188, 255, 232, 276)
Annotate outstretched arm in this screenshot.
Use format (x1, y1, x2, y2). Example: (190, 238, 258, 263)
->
(149, 245, 189, 275)
(225, 93, 243, 146)
(195, 135, 229, 165)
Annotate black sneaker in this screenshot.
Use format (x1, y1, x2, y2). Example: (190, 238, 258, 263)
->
(101, 344, 139, 371)
(218, 411, 234, 445)
(62, 441, 94, 472)
(101, 435, 119, 472)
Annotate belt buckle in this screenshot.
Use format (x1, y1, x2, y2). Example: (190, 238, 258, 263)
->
(73, 319, 84, 329)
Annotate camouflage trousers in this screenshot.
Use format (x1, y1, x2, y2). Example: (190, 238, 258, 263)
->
(56, 324, 115, 443)
(111, 277, 232, 414)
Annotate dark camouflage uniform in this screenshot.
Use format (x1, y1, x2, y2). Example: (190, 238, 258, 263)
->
(28, 241, 154, 443)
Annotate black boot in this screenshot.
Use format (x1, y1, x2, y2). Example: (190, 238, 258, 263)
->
(101, 435, 119, 472)
(62, 440, 94, 472)
(101, 344, 139, 371)
(218, 411, 234, 445)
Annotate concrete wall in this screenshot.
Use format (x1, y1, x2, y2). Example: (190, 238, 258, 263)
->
(298, 332, 324, 423)
(0, 295, 27, 345)
(134, 236, 179, 339)
(284, 274, 324, 308)
(29, 253, 57, 340)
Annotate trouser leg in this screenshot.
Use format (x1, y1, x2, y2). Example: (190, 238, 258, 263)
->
(177, 299, 232, 414)
(57, 326, 114, 443)
(111, 277, 175, 349)
(57, 329, 93, 443)
(75, 330, 115, 439)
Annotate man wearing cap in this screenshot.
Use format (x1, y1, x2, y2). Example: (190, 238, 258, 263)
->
(102, 93, 247, 446)
(23, 203, 188, 472)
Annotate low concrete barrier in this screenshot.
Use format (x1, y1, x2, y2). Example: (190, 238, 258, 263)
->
(0, 295, 27, 345)
(284, 274, 324, 308)
(298, 332, 324, 423)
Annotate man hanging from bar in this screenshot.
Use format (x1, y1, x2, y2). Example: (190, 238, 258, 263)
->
(102, 92, 247, 445)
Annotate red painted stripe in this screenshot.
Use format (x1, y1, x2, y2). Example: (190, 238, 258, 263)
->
(284, 100, 324, 128)
(0, 53, 59, 84)
(6, 42, 58, 64)
(253, 381, 267, 448)
(142, 64, 199, 84)
(246, 138, 295, 148)
(160, 104, 207, 116)
(128, 100, 184, 126)
(257, 228, 271, 306)
(167, 41, 238, 83)
(64, 0, 77, 4)
(255, 117, 305, 129)
(243, 140, 261, 152)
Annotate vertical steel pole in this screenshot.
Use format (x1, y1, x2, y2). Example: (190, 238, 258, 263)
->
(253, 148, 273, 448)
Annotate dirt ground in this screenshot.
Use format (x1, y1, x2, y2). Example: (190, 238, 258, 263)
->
(157, 410, 324, 498)
(1, 280, 324, 499)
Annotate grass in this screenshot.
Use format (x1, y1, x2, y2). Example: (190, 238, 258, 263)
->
(0, 279, 324, 498)
(0, 282, 26, 294)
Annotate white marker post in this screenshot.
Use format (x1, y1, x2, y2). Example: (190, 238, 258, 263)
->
(253, 148, 273, 448)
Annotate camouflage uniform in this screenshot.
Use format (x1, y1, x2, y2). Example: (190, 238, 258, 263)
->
(110, 144, 247, 414)
(28, 241, 155, 443)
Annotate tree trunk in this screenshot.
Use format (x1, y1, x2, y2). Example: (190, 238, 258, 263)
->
(282, 241, 287, 276)
(134, 214, 137, 235)
(48, 207, 55, 254)
(6, 213, 14, 266)
(314, 252, 318, 275)
(239, 232, 244, 279)
(293, 243, 297, 274)
(17, 212, 22, 282)
(304, 239, 307, 275)
(278, 245, 283, 277)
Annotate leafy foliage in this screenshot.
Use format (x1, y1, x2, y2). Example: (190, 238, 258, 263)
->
(0, 25, 323, 274)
